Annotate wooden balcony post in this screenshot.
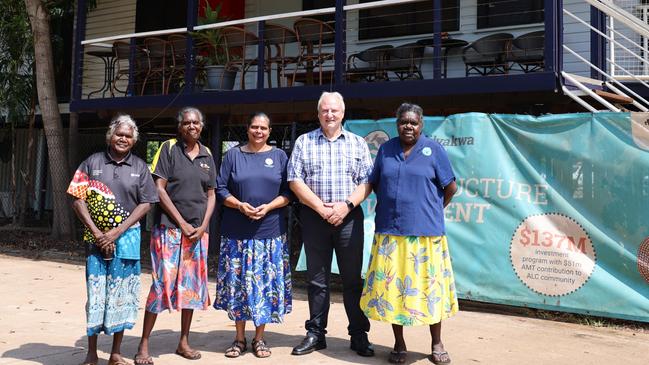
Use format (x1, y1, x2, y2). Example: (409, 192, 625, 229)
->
(433, 0, 442, 79)
(72, 0, 87, 102)
(257, 21, 266, 89)
(590, 6, 606, 80)
(544, 0, 561, 74)
(184, 0, 198, 94)
(334, 0, 347, 86)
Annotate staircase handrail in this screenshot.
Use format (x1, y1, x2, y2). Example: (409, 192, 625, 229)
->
(564, 9, 649, 68)
(583, 0, 649, 39)
(563, 45, 649, 110)
(561, 71, 621, 112)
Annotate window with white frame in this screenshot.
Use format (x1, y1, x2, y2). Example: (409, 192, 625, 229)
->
(477, 0, 544, 29)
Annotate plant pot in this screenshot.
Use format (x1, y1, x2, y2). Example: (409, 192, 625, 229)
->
(205, 65, 236, 90)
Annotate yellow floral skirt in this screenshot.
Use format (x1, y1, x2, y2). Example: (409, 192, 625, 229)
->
(360, 234, 458, 326)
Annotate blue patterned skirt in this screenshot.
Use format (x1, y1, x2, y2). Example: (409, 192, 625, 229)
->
(214, 234, 292, 326)
(85, 250, 141, 336)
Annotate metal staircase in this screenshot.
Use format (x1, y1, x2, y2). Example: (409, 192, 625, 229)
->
(562, 0, 649, 112)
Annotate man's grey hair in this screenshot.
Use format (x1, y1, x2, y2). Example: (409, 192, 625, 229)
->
(106, 114, 138, 145)
(317, 91, 345, 112)
(177, 106, 205, 128)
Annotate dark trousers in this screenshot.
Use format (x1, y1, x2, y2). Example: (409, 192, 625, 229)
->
(300, 205, 370, 338)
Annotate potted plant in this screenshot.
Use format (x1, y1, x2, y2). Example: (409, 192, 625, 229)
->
(192, 2, 236, 90)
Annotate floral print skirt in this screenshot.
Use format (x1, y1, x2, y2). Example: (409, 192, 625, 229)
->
(145, 225, 210, 313)
(86, 251, 140, 336)
(360, 234, 458, 326)
(214, 234, 292, 326)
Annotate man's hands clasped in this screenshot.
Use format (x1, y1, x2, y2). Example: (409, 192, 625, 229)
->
(319, 201, 350, 226)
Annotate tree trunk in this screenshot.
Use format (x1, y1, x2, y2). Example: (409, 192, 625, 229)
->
(24, 0, 72, 239)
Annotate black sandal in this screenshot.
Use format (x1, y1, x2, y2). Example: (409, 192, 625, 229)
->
(252, 338, 272, 358)
(224, 338, 247, 358)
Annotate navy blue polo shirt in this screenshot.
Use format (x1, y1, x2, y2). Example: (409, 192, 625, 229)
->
(150, 139, 217, 230)
(217, 146, 290, 239)
(370, 136, 455, 236)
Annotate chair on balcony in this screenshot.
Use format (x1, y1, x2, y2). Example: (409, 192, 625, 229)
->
(263, 23, 299, 88)
(167, 34, 187, 93)
(142, 37, 172, 94)
(346, 45, 393, 82)
(507, 31, 545, 73)
(462, 33, 513, 76)
(111, 41, 149, 96)
(293, 18, 335, 85)
(384, 43, 425, 81)
(222, 26, 259, 90)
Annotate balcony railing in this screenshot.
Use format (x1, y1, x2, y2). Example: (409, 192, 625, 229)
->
(74, 0, 557, 101)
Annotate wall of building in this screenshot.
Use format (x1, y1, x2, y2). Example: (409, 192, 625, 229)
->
(83, 0, 137, 98)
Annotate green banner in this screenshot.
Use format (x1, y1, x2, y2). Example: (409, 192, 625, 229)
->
(297, 112, 649, 322)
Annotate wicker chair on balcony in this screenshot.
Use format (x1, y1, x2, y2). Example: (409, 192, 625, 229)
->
(167, 34, 187, 93)
(346, 45, 393, 82)
(507, 31, 545, 73)
(263, 23, 299, 87)
(384, 43, 425, 81)
(222, 26, 259, 90)
(462, 33, 514, 76)
(142, 37, 172, 94)
(111, 41, 149, 96)
(292, 18, 335, 85)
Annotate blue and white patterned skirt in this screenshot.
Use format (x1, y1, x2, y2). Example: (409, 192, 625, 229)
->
(214, 234, 292, 326)
(85, 251, 141, 336)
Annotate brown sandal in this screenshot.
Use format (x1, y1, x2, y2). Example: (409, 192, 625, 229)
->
(225, 339, 247, 358)
(252, 338, 271, 358)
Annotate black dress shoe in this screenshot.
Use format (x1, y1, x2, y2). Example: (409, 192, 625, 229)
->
(291, 335, 327, 355)
(350, 336, 375, 357)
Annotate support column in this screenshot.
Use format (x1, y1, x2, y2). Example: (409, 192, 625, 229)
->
(544, 0, 557, 74)
(433, 0, 442, 79)
(334, 0, 347, 86)
(72, 0, 88, 102)
(590, 6, 606, 80)
(208, 113, 224, 255)
(184, 0, 198, 93)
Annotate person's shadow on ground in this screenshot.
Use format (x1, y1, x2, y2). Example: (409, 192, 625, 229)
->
(2, 342, 86, 365)
(2, 329, 431, 364)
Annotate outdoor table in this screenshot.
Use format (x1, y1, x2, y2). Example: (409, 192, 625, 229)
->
(86, 49, 116, 98)
(417, 37, 469, 78)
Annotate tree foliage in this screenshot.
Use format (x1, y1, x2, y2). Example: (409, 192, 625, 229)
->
(0, 0, 35, 125)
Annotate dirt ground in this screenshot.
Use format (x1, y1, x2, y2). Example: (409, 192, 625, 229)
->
(1, 228, 648, 364)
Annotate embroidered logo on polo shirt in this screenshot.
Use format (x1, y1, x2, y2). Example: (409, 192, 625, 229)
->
(199, 162, 211, 171)
(264, 158, 274, 168)
(91, 169, 103, 176)
(130, 173, 140, 177)
(422, 147, 432, 156)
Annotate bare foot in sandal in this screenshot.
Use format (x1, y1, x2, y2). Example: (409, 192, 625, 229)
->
(225, 338, 247, 358)
(431, 343, 451, 364)
(252, 338, 271, 358)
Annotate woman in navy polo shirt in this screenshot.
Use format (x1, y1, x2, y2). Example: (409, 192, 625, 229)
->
(68, 115, 158, 365)
(214, 112, 292, 358)
(360, 103, 459, 365)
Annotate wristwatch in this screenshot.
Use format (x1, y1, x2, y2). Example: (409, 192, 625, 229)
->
(345, 199, 355, 211)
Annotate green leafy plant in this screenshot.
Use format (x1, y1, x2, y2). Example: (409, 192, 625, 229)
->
(192, 2, 227, 65)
